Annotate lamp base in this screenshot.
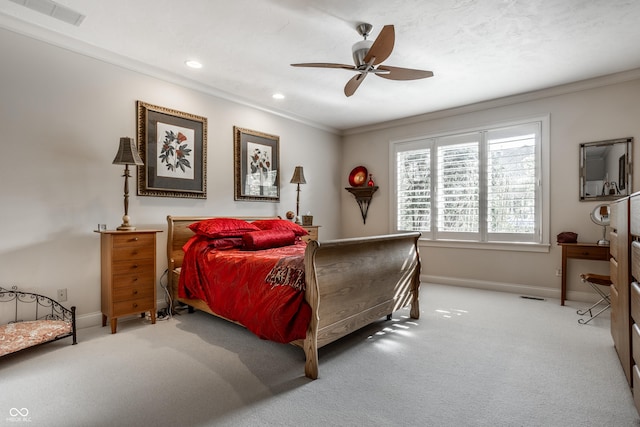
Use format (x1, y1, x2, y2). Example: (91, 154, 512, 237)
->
(117, 225, 137, 231)
(117, 214, 136, 231)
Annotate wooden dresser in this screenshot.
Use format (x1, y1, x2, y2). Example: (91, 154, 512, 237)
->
(611, 193, 640, 414)
(301, 225, 320, 242)
(610, 197, 631, 384)
(630, 194, 640, 411)
(98, 229, 161, 333)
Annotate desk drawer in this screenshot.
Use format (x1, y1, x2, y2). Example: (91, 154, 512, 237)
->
(564, 245, 609, 260)
(632, 282, 640, 324)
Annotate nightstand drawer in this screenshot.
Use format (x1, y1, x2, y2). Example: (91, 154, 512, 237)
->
(112, 297, 154, 316)
(112, 272, 154, 290)
(112, 233, 156, 249)
(112, 244, 155, 261)
(301, 225, 319, 242)
(111, 259, 154, 276)
(113, 285, 154, 302)
(563, 245, 609, 260)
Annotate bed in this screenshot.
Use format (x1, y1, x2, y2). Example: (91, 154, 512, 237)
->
(166, 215, 421, 379)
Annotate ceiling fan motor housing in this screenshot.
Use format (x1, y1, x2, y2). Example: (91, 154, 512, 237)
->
(352, 39, 374, 67)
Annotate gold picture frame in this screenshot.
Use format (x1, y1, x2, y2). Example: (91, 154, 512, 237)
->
(233, 126, 280, 202)
(137, 101, 207, 198)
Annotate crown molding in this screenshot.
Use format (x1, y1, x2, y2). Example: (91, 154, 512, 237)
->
(0, 12, 341, 135)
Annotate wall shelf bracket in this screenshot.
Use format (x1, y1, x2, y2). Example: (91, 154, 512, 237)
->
(345, 186, 378, 224)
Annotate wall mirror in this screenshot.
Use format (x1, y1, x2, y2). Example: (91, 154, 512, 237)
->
(579, 137, 633, 201)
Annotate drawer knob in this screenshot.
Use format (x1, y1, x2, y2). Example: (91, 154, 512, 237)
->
(133, 303, 138, 308)
(132, 264, 138, 269)
(133, 290, 138, 295)
(134, 237, 139, 241)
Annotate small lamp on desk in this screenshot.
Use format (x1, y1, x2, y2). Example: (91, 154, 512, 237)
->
(112, 137, 144, 231)
(290, 166, 306, 225)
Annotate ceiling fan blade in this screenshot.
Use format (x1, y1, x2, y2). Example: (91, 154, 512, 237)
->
(291, 63, 356, 71)
(344, 73, 367, 97)
(376, 65, 434, 80)
(363, 25, 395, 65)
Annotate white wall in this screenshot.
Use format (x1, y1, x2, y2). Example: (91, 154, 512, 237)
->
(0, 28, 341, 327)
(341, 74, 640, 300)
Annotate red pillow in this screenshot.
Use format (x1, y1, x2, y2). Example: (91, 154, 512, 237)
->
(251, 219, 308, 237)
(242, 229, 297, 250)
(182, 235, 244, 253)
(189, 218, 259, 238)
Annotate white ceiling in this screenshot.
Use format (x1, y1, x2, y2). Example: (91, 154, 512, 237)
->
(2, 0, 640, 132)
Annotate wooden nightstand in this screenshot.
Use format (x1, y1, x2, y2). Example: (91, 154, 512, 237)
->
(98, 229, 161, 333)
(301, 225, 320, 242)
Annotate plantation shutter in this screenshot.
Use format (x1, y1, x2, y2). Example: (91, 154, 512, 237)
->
(436, 133, 480, 239)
(396, 141, 431, 232)
(486, 123, 539, 242)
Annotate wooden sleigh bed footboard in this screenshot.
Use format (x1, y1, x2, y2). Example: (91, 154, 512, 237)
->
(166, 215, 421, 379)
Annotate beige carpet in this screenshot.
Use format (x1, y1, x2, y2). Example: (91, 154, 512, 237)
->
(1, 283, 638, 426)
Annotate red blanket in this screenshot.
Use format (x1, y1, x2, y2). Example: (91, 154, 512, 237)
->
(178, 236, 311, 343)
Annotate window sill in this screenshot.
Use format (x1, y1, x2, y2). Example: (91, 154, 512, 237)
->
(418, 239, 550, 253)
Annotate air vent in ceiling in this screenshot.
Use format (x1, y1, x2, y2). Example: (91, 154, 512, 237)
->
(9, 0, 85, 26)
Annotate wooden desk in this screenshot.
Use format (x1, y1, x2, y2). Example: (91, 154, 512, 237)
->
(559, 242, 610, 306)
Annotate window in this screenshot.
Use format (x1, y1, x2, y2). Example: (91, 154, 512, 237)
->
(392, 118, 548, 246)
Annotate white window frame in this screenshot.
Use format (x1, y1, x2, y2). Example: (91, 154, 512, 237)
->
(389, 115, 550, 253)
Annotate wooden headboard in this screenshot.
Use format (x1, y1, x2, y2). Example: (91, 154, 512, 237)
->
(166, 215, 280, 273)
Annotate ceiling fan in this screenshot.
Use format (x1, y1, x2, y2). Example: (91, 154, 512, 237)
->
(291, 23, 434, 97)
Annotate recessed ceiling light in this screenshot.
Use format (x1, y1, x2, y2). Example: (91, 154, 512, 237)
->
(185, 60, 202, 69)
(272, 93, 285, 100)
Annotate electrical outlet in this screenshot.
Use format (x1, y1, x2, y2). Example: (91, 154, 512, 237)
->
(57, 288, 67, 302)
(555, 269, 562, 277)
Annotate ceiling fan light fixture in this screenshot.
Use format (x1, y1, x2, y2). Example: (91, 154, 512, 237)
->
(352, 39, 374, 66)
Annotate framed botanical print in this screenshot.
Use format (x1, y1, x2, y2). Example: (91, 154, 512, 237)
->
(137, 101, 207, 198)
(233, 126, 280, 202)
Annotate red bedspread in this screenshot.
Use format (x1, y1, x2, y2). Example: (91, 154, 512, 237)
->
(178, 236, 311, 343)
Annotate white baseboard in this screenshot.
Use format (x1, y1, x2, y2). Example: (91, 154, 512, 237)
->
(75, 298, 169, 329)
(422, 274, 603, 303)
